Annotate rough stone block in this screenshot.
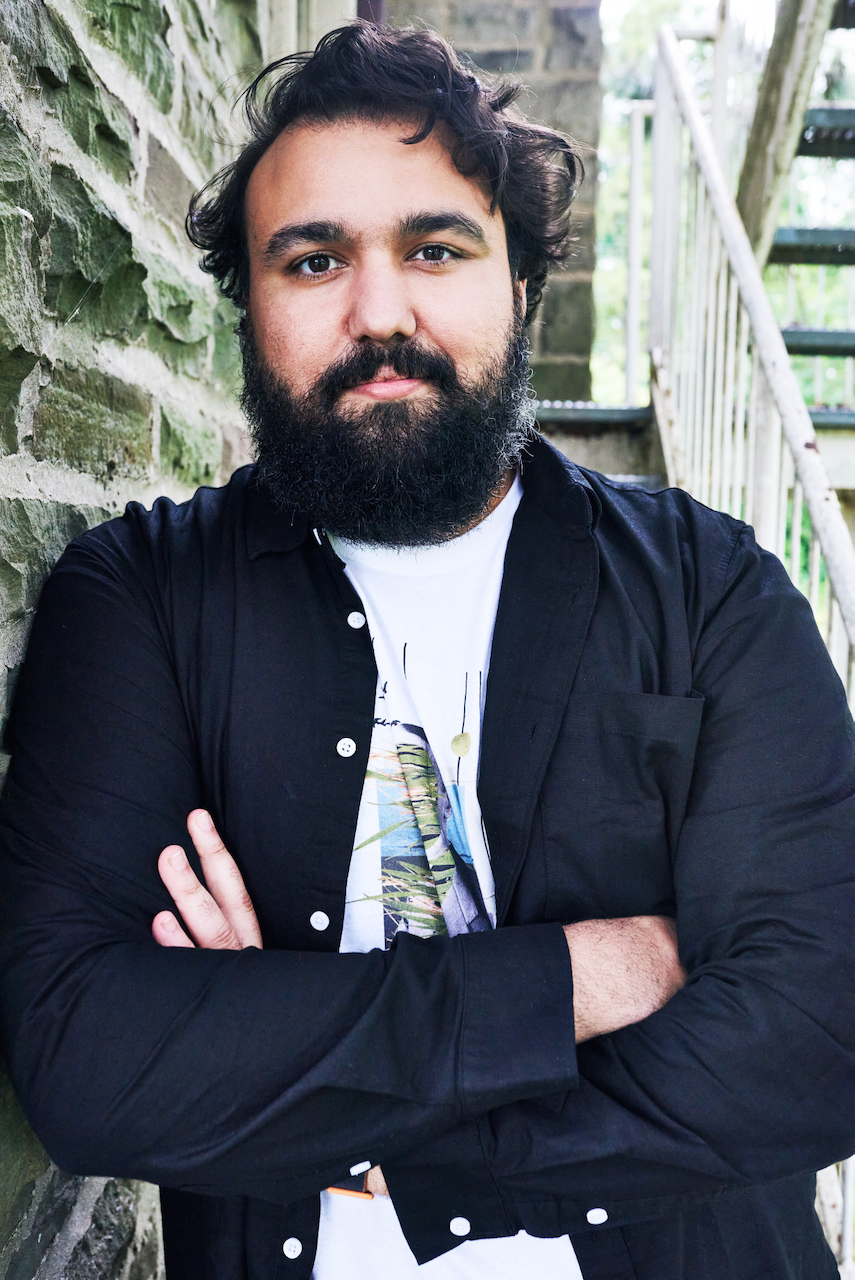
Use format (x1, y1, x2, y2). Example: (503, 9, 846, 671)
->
(137, 249, 215, 345)
(539, 277, 595, 355)
(530, 359, 592, 400)
(0, 115, 51, 238)
(218, 0, 263, 71)
(546, 6, 603, 74)
(522, 78, 602, 149)
(564, 208, 596, 271)
(211, 299, 243, 395)
(80, 0, 174, 114)
(0, 1066, 50, 1249)
(33, 364, 153, 478)
(0, 494, 112, 619)
(160, 403, 221, 486)
(180, 59, 220, 176)
(0, 205, 44, 363)
(447, 2, 537, 46)
(44, 65, 136, 186)
(145, 136, 197, 229)
(460, 48, 534, 73)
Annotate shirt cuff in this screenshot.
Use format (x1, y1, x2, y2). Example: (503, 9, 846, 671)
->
(458, 923, 578, 1114)
(383, 1120, 513, 1265)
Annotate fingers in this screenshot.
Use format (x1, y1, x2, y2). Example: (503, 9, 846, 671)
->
(152, 909, 195, 948)
(157, 844, 245, 950)
(186, 810, 263, 950)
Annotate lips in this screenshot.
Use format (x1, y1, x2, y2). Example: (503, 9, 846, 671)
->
(347, 372, 425, 400)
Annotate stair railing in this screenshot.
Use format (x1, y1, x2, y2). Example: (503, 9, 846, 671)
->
(650, 23, 855, 706)
(650, 26, 855, 1272)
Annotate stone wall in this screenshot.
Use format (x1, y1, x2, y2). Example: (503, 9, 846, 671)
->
(386, 0, 602, 400)
(0, 0, 346, 1275)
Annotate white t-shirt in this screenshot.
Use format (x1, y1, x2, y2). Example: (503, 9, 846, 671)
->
(313, 479, 583, 1280)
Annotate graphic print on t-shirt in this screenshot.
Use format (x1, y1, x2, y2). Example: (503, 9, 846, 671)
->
(355, 718, 491, 945)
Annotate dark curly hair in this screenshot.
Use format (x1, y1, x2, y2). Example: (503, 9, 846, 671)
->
(186, 22, 582, 324)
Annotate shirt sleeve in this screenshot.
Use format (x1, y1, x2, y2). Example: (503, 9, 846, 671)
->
(384, 524, 855, 1245)
(0, 526, 578, 1205)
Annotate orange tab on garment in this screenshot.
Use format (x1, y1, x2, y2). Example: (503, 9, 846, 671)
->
(325, 1186, 374, 1200)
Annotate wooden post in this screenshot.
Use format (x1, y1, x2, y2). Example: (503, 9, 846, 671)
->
(735, 0, 837, 265)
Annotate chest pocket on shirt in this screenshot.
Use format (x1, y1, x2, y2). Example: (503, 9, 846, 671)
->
(537, 690, 705, 922)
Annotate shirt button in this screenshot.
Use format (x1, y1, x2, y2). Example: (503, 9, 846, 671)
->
(282, 1237, 302, 1258)
(350, 1160, 371, 1176)
(336, 737, 357, 757)
(449, 1217, 471, 1236)
(347, 611, 366, 629)
(586, 1207, 608, 1225)
(310, 911, 330, 932)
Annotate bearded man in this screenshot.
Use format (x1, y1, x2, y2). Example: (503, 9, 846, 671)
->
(1, 21, 854, 1280)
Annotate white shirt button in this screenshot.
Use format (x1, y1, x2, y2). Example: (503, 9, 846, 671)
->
(349, 1160, 371, 1176)
(336, 737, 357, 757)
(282, 1237, 302, 1258)
(449, 1217, 471, 1236)
(586, 1207, 608, 1225)
(347, 611, 366, 629)
(310, 911, 330, 932)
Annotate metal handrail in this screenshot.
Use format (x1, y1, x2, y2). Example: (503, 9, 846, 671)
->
(651, 22, 855, 680)
(650, 25, 855, 1272)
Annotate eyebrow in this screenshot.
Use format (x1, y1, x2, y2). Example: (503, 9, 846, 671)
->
(262, 210, 489, 260)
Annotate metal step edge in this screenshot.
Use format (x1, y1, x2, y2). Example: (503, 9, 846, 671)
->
(782, 328, 855, 357)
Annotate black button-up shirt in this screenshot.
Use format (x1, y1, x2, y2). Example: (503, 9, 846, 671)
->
(1, 436, 853, 1279)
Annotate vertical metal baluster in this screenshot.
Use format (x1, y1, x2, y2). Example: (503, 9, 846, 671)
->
(790, 480, 804, 589)
(744, 344, 760, 528)
(808, 531, 822, 621)
(814, 264, 826, 407)
(685, 172, 705, 487)
(699, 223, 720, 506)
(625, 102, 646, 406)
(691, 181, 710, 494)
(710, 248, 729, 510)
(719, 272, 738, 515)
(777, 444, 791, 563)
(841, 1156, 855, 1278)
(732, 304, 750, 520)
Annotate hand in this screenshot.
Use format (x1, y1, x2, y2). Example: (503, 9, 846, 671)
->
(564, 915, 685, 1042)
(152, 809, 262, 950)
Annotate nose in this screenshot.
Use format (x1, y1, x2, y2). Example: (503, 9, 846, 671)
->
(346, 256, 417, 345)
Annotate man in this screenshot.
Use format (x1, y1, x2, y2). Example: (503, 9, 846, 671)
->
(1, 21, 854, 1280)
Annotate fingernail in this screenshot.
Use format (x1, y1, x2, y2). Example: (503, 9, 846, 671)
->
(168, 849, 187, 869)
(162, 913, 177, 931)
(196, 810, 214, 832)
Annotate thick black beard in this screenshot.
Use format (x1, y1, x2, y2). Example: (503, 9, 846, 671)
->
(239, 316, 535, 546)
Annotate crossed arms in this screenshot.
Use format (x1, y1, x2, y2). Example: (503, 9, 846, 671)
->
(152, 807, 687, 1195)
(1, 506, 855, 1224)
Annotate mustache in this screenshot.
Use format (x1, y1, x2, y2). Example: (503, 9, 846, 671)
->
(311, 340, 460, 406)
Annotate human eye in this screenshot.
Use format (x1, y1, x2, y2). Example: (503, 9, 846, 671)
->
(292, 251, 346, 278)
(410, 243, 461, 265)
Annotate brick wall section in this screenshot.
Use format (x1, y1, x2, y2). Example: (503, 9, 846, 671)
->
(386, 0, 602, 400)
(0, 0, 298, 1275)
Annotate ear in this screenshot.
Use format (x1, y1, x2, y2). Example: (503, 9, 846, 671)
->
(515, 278, 527, 311)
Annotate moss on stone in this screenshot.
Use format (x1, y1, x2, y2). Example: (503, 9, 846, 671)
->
(136, 249, 214, 345)
(0, 495, 111, 618)
(0, 1068, 50, 1247)
(33, 364, 153, 479)
(80, 0, 174, 114)
(160, 403, 220, 486)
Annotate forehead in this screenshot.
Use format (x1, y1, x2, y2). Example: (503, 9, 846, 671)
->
(244, 117, 502, 248)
